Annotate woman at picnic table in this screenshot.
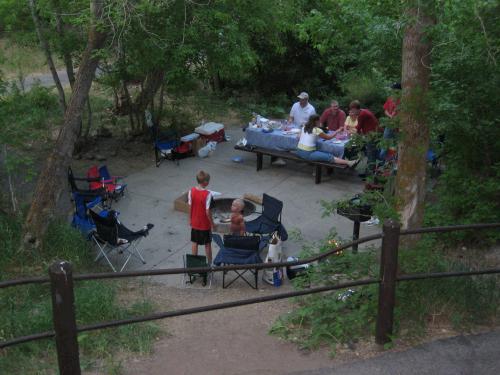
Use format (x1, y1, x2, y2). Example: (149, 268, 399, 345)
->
(344, 109, 358, 135)
(295, 115, 359, 167)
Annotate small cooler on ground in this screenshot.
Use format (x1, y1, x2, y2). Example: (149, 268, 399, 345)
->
(285, 256, 310, 280)
(195, 122, 226, 143)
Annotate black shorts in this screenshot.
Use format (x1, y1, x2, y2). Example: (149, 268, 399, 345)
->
(191, 229, 212, 245)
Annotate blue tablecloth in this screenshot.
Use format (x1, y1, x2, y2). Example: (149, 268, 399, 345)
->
(245, 127, 349, 158)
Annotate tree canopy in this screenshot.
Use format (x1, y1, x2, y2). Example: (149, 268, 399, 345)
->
(0, 0, 498, 242)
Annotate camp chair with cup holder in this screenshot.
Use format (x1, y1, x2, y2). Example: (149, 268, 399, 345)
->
(86, 165, 127, 203)
(213, 234, 267, 289)
(89, 209, 153, 272)
(68, 166, 110, 208)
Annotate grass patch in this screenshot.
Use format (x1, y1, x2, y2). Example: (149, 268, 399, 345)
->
(0, 38, 62, 79)
(0, 215, 161, 374)
(271, 235, 500, 355)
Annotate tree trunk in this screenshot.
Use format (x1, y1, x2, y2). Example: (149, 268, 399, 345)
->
(133, 69, 165, 131)
(24, 0, 106, 248)
(28, 0, 67, 113)
(158, 79, 165, 122)
(50, 0, 76, 88)
(395, 4, 433, 234)
(83, 99, 92, 139)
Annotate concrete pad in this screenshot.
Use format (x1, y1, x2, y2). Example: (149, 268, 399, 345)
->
(109, 127, 381, 285)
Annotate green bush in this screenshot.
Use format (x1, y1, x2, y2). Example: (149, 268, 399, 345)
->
(339, 71, 387, 116)
(271, 236, 500, 354)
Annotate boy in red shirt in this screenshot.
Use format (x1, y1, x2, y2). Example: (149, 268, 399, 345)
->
(189, 170, 214, 264)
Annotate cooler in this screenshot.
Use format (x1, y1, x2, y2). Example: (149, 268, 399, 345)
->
(195, 122, 226, 143)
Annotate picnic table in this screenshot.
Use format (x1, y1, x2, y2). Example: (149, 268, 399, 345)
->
(245, 126, 349, 158)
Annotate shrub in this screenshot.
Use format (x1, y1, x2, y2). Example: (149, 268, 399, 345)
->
(271, 235, 500, 354)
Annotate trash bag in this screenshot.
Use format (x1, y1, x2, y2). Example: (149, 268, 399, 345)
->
(198, 141, 217, 158)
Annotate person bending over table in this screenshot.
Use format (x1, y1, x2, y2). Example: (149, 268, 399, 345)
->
(349, 100, 380, 174)
(288, 91, 316, 127)
(295, 115, 358, 167)
(274, 91, 317, 166)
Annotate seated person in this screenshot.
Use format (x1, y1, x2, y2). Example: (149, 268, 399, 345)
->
(344, 109, 358, 135)
(230, 198, 246, 235)
(295, 115, 358, 167)
(319, 100, 346, 131)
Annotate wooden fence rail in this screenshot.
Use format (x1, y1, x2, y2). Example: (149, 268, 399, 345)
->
(1, 221, 499, 375)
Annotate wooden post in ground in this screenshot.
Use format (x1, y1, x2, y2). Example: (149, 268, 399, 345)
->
(49, 261, 81, 375)
(375, 219, 400, 345)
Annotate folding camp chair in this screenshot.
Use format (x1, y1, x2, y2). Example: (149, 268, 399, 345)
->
(145, 110, 181, 167)
(245, 194, 288, 241)
(182, 254, 213, 288)
(89, 210, 153, 272)
(98, 165, 127, 202)
(213, 234, 266, 289)
(86, 165, 127, 204)
(68, 166, 110, 208)
(71, 192, 102, 237)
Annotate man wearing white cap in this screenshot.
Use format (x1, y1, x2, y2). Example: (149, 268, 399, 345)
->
(270, 92, 316, 166)
(288, 92, 316, 127)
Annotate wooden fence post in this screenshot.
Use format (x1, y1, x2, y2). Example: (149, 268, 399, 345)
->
(49, 261, 81, 375)
(375, 219, 400, 345)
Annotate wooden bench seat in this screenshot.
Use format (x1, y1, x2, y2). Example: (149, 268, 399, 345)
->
(234, 144, 347, 184)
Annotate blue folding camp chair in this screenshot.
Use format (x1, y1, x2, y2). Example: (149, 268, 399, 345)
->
(213, 234, 267, 289)
(145, 110, 181, 167)
(245, 194, 288, 241)
(71, 192, 102, 237)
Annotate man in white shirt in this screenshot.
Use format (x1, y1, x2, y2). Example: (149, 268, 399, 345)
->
(273, 92, 316, 166)
(288, 92, 316, 127)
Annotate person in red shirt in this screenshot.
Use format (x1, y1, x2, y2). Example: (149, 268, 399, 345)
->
(349, 100, 380, 174)
(319, 100, 346, 131)
(189, 170, 214, 264)
(349, 100, 379, 135)
(380, 82, 401, 161)
(383, 82, 402, 119)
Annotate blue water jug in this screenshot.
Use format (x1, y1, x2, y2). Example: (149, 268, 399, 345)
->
(273, 268, 282, 287)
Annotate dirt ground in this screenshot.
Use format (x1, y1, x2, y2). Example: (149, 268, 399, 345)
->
(105, 279, 486, 375)
(117, 282, 366, 375)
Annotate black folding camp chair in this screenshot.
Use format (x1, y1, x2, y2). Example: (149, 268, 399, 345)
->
(182, 254, 212, 288)
(245, 194, 288, 241)
(213, 234, 266, 289)
(68, 166, 110, 208)
(89, 210, 153, 272)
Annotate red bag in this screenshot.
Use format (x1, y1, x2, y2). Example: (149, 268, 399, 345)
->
(174, 141, 192, 154)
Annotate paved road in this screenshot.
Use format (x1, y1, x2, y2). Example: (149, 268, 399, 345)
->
(290, 330, 500, 375)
